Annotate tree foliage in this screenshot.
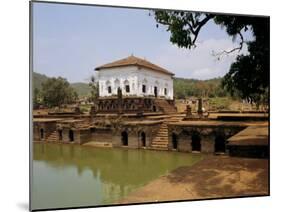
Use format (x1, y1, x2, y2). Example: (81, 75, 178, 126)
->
(88, 76, 99, 102)
(174, 77, 228, 99)
(41, 77, 78, 107)
(33, 88, 42, 109)
(153, 11, 269, 104)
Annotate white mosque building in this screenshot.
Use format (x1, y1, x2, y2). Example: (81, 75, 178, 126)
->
(95, 55, 174, 100)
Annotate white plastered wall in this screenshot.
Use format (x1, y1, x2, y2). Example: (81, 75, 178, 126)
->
(96, 66, 173, 99)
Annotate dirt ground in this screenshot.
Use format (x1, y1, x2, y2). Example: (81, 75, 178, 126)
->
(119, 156, 268, 204)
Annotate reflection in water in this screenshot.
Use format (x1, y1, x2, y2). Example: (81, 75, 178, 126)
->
(32, 143, 203, 210)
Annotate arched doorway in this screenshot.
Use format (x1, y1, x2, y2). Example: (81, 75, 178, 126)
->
(40, 128, 44, 140)
(58, 130, 63, 141)
(69, 130, 74, 142)
(153, 105, 157, 112)
(191, 134, 201, 152)
(140, 132, 146, 147)
(154, 86, 158, 97)
(121, 131, 128, 146)
(215, 135, 226, 153)
(172, 133, 178, 149)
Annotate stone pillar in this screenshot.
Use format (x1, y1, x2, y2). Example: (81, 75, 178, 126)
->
(178, 135, 192, 152)
(127, 133, 139, 149)
(117, 87, 123, 114)
(90, 105, 96, 122)
(62, 129, 69, 143)
(74, 130, 81, 144)
(198, 98, 203, 116)
(112, 134, 122, 147)
(201, 136, 215, 153)
(186, 105, 192, 117)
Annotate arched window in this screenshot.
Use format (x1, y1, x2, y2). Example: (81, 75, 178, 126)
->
(124, 80, 130, 93)
(142, 79, 147, 93)
(106, 80, 111, 94)
(154, 87, 158, 97)
(108, 86, 112, 94)
(142, 84, 146, 93)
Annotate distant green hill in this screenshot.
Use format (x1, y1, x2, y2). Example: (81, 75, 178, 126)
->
(32, 72, 91, 97)
(32, 72, 228, 99)
(33, 72, 49, 91)
(71, 82, 91, 97)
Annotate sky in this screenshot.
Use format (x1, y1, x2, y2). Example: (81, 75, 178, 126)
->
(33, 2, 252, 83)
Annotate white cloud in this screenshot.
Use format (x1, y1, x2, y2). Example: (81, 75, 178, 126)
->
(152, 37, 248, 79)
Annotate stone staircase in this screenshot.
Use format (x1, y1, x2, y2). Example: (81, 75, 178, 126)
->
(148, 115, 183, 151)
(46, 130, 58, 142)
(154, 99, 177, 114)
(150, 122, 169, 150)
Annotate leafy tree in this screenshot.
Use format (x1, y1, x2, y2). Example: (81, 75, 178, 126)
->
(88, 76, 99, 102)
(173, 77, 228, 99)
(153, 11, 269, 105)
(33, 88, 42, 109)
(41, 77, 78, 107)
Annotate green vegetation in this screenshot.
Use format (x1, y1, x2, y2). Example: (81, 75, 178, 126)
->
(33, 72, 49, 91)
(71, 82, 92, 97)
(208, 97, 231, 110)
(153, 11, 269, 105)
(88, 76, 99, 102)
(174, 77, 228, 99)
(33, 76, 78, 108)
(79, 104, 92, 113)
(33, 72, 92, 98)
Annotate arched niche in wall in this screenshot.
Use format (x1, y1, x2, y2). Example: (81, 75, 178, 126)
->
(142, 78, 148, 93)
(124, 80, 130, 93)
(164, 82, 169, 95)
(154, 80, 159, 97)
(106, 80, 112, 94)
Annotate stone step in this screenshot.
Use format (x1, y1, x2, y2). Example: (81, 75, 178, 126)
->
(157, 134, 168, 137)
(159, 128, 168, 131)
(152, 143, 168, 146)
(155, 136, 168, 140)
(152, 138, 168, 142)
(46, 131, 58, 142)
(151, 144, 168, 147)
(151, 140, 168, 144)
(155, 132, 168, 135)
(149, 146, 169, 150)
(156, 132, 168, 136)
(152, 137, 168, 141)
(158, 129, 168, 132)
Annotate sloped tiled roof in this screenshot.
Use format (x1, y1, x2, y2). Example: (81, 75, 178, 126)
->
(95, 55, 174, 76)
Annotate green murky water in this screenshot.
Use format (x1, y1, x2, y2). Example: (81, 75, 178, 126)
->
(32, 143, 203, 210)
